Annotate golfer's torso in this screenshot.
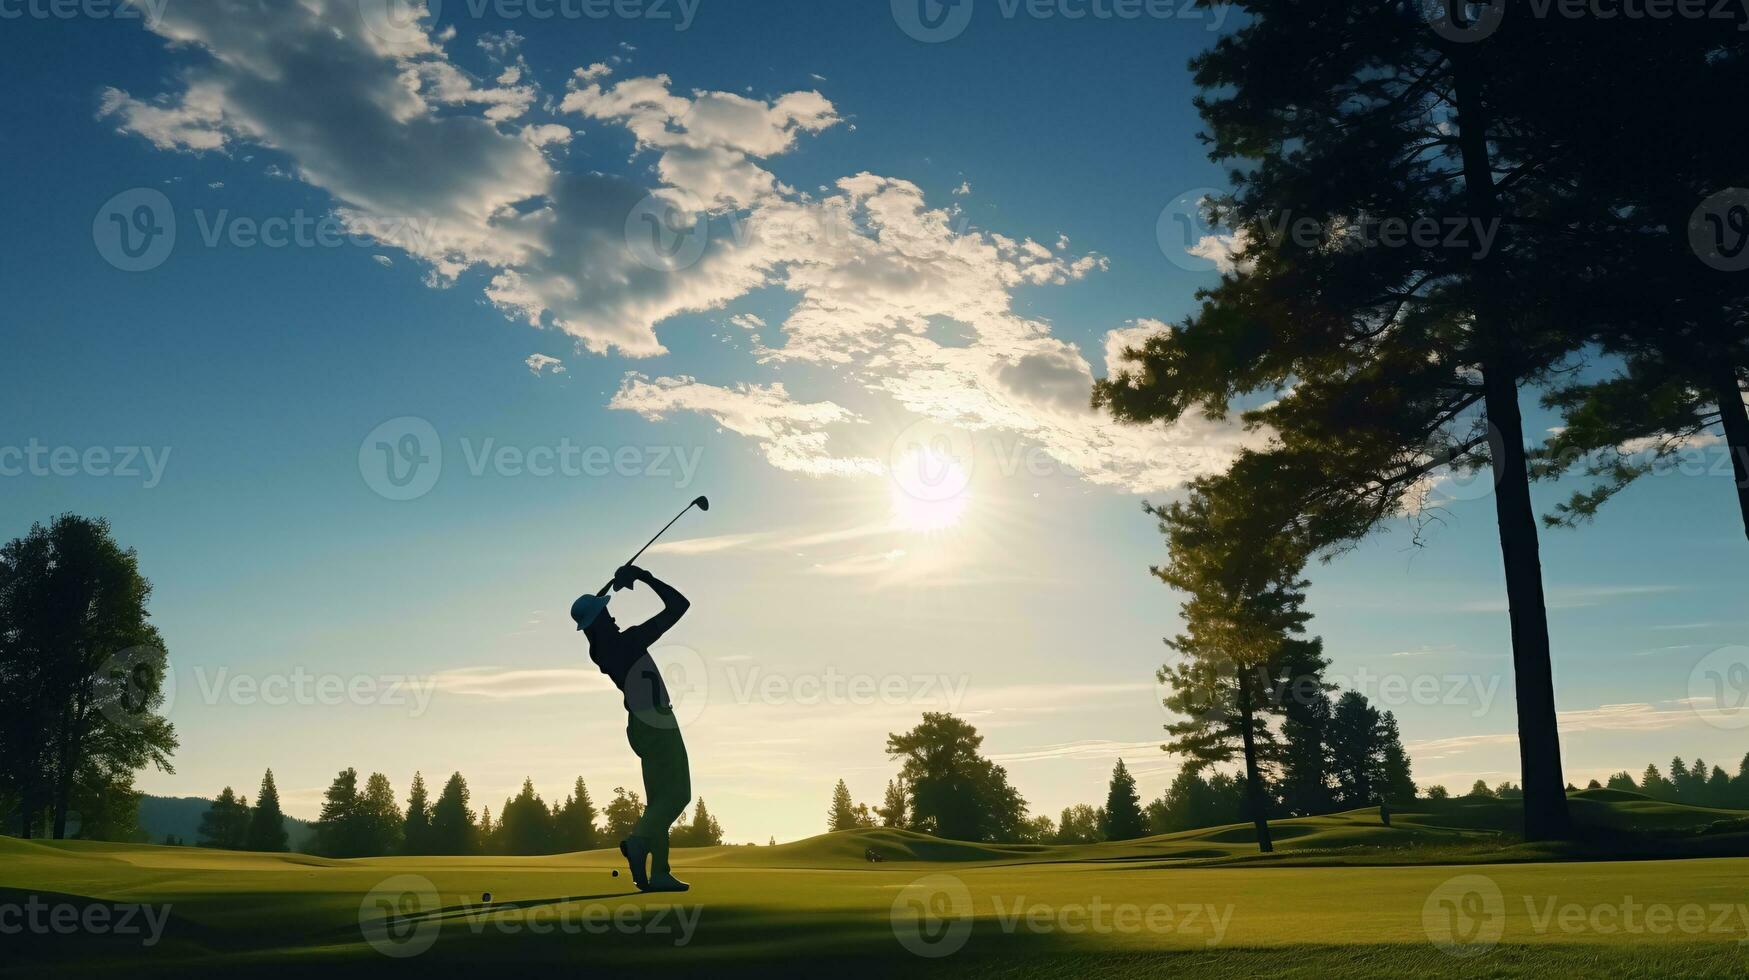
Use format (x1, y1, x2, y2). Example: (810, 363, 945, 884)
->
(592, 637, 672, 716)
(620, 653, 673, 717)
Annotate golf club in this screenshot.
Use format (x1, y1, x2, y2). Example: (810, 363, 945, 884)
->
(597, 495, 710, 595)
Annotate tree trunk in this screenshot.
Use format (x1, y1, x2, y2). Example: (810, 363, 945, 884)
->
(1711, 361, 1749, 542)
(1236, 668, 1274, 853)
(1452, 47, 1571, 841)
(52, 734, 74, 840)
(19, 783, 33, 839)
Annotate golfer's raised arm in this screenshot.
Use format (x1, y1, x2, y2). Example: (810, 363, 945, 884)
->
(635, 569, 690, 639)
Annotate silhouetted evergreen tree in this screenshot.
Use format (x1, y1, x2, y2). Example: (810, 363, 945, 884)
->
(1327, 693, 1384, 807)
(358, 773, 402, 856)
(828, 779, 858, 832)
(1100, 760, 1146, 841)
(197, 786, 249, 849)
(1151, 458, 1331, 853)
(246, 769, 289, 852)
(497, 778, 553, 855)
(428, 772, 476, 855)
(553, 777, 598, 852)
(1376, 712, 1416, 803)
(877, 778, 908, 829)
(672, 797, 724, 847)
(1279, 688, 1334, 817)
(1669, 758, 1693, 799)
(316, 768, 363, 857)
(1642, 764, 1673, 801)
(1707, 766, 1731, 807)
(1527, 23, 1749, 539)
(1094, 1, 1602, 841)
(402, 772, 432, 855)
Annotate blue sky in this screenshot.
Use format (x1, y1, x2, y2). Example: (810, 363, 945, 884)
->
(2, 1, 1745, 841)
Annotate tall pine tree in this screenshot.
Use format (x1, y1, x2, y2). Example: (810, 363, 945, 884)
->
(245, 769, 289, 852)
(554, 777, 598, 852)
(1094, 0, 1607, 841)
(402, 772, 433, 855)
(827, 779, 858, 832)
(1100, 759, 1146, 841)
(429, 772, 476, 855)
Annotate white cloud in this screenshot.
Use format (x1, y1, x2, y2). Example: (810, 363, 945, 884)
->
(610, 374, 883, 477)
(525, 353, 565, 376)
(105, 1, 1257, 495)
(1101, 318, 1171, 378)
(430, 667, 611, 699)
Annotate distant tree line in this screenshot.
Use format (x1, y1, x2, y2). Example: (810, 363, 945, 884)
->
(824, 707, 1412, 845)
(1599, 754, 1749, 809)
(194, 768, 723, 858)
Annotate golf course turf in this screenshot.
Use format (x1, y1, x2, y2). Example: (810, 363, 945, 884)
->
(6, 792, 1749, 978)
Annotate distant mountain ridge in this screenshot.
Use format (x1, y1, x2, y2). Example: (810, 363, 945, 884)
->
(138, 795, 319, 851)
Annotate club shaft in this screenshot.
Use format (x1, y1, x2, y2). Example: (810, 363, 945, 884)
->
(598, 501, 700, 594)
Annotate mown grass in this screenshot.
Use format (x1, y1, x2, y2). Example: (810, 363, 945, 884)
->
(4, 790, 1748, 978)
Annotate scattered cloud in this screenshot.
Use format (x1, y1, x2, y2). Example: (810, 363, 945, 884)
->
(104, 0, 1259, 495)
(809, 549, 908, 577)
(430, 667, 611, 700)
(611, 374, 882, 477)
(525, 353, 566, 376)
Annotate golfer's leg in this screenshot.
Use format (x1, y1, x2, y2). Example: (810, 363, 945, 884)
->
(633, 726, 690, 875)
(654, 732, 691, 874)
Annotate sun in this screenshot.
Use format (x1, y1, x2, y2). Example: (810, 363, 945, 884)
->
(889, 444, 971, 532)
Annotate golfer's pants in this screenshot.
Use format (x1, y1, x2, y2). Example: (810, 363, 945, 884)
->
(627, 713, 691, 874)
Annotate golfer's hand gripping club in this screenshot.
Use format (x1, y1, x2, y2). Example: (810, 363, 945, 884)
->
(612, 564, 645, 592)
(594, 495, 710, 596)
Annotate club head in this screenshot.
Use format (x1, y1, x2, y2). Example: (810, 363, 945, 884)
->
(693, 495, 710, 512)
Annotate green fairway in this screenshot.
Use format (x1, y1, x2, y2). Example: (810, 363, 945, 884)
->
(7, 794, 1749, 978)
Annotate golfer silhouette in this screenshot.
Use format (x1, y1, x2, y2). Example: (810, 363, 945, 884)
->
(572, 564, 692, 892)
